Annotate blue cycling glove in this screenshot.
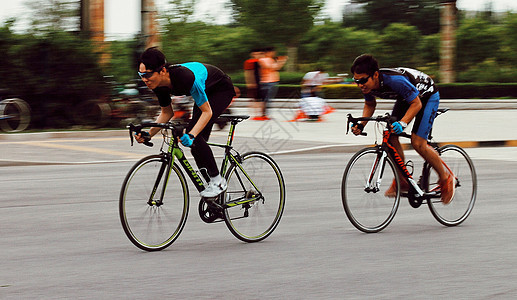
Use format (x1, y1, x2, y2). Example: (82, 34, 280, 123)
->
(392, 121, 407, 134)
(180, 133, 195, 147)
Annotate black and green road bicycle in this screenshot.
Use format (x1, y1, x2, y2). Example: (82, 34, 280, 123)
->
(119, 115, 286, 251)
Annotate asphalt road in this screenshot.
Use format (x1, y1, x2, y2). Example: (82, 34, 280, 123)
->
(1, 147, 517, 299)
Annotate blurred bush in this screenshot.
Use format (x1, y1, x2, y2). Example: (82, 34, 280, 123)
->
(0, 25, 106, 128)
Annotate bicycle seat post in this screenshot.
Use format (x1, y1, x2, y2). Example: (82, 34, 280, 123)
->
(225, 120, 238, 147)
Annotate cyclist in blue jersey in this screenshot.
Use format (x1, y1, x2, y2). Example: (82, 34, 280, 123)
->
(135, 47, 235, 198)
(350, 54, 455, 204)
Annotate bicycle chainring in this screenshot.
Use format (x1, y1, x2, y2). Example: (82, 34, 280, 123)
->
(198, 198, 223, 223)
(407, 186, 423, 208)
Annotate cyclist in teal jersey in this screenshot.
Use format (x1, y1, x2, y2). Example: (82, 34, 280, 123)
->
(350, 54, 455, 204)
(135, 47, 235, 198)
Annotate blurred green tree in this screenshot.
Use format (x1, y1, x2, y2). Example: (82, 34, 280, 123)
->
(499, 13, 517, 66)
(23, 0, 80, 33)
(376, 23, 422, 67)
(229, 0, 324, 70)
(456, 17, 502, 71)
(299, 23, 377, 74)
(347, 0, 441, 35)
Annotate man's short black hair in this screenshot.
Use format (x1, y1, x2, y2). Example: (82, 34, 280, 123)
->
(140, 47, 167, 71)
(351, 54, 379, 76)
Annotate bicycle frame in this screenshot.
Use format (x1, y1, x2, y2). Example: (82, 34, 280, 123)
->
(347, 113, 445, 200)
(379, 128, 427, 198)
(139, 116, 263, 207)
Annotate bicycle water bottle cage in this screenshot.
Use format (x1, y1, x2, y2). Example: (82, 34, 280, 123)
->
(405, 160, 414, 175)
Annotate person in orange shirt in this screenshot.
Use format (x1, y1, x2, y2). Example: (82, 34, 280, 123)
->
(255, 47, 288, 120)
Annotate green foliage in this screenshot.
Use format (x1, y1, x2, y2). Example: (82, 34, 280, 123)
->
(24, 0, 80, 33)
(498, 13, 517, 66)
(321, 84, 363, 99)
(105, 39, 142, 83)
(0, 27, 105, 127)
(456, 18, 502, 71)
(437, 82, 517, 98)
(417, 33, 440, 64)
(348, 0, 441, 35)
(299, 24, 377, 74)
(456, 59, 517, 83)
(376, 23, 421, 67)
(160, 21, 257, 73)
(229, 0, 324, 46)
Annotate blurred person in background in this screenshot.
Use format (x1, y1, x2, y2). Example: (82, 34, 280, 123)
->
(135, 47, 235, 198)
(349, 54, 455, 204)
(290, 89, 334, 122)
(243, 48, 264, 118)
(301, 67, 329, 98)
(255, 47, 288, 121)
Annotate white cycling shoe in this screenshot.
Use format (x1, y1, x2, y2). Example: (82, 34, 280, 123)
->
(200, 177, 227, 198)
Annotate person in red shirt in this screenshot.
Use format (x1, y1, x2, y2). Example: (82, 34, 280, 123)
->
(243, 49, 264, 118)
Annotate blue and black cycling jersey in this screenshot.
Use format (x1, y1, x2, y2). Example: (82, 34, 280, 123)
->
(365, 68, 440, 139)
(153, 62, 234, 108)
(364, 67, 437, 105)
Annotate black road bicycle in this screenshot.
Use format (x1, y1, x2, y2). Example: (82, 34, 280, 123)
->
(119, 115, 285, 251)
(342, 109, 477, 233)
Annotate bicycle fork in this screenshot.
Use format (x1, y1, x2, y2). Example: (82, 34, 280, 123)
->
(148, 154, 171, 206)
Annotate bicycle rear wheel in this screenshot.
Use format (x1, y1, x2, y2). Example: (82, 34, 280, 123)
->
(341, 147, 400, 233)
(119, 155, 189, 251)
(424, 145, 477, 226)
(223, 152, 285, 242)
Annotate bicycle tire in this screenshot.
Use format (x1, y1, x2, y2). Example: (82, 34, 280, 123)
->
(0, 98, 31, 132)
(119, 155, 189, 251)
(222, 151, 285, 242)
(341, 147, 400, 233)
(423, 145, 477, 226)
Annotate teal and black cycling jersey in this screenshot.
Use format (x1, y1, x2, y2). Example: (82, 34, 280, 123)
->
(154, 62, 233, 108)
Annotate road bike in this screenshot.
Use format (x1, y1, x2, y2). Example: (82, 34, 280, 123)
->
(342, 108, 477, 233)
(119, 114, 286, 251)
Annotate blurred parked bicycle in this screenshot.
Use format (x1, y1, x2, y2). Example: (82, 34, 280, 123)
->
(73, 77, 158, 128)
(0, 88, 31, 133)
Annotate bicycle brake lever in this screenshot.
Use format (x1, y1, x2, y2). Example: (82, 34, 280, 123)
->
(346, 114, 352, 134)
(128, 123, 135, 146)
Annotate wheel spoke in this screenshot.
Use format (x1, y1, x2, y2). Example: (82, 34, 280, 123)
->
(342, 147, 400, 233)
(119, 156, 189, 251)
(223, 152, 285, 242)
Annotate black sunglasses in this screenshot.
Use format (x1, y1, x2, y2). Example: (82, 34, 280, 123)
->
(138, 65, 165, 79)
(354, 75, 371, 85)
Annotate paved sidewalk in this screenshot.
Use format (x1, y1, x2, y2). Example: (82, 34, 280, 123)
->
(0, 106, 516, 165)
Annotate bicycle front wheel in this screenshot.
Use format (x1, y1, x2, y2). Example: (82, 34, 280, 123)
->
(119, 155, 189, 251)
(341, 147, 400, 233)
(223, 152, 285, 242)
(424, 145, 477, 226)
